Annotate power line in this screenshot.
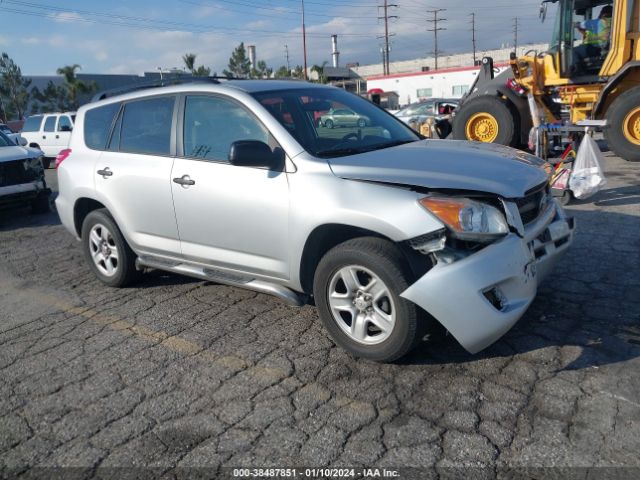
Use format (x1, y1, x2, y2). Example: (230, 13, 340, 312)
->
(426, 8, 446, 71)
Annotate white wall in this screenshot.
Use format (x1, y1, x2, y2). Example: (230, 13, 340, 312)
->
(353, 43, 548, 78)
(367, 66, 509, 106)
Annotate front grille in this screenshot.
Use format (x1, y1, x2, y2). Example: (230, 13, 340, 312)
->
(0, 159, 38, 187)
(515, 184, 548, 225)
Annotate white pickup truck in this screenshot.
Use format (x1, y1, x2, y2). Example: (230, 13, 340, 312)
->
(20, 112, 76, 168)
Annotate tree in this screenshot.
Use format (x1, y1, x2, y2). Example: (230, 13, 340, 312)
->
(31, 81, 71, 113)
(311, 61, 329, 84)
(291, 65, 305, 80)
(182, 53, 197, 73)
(182, 53, 211, 77)
(0, 52, 31, 120)
(255, 60, 272, 79)
(274, 66, 290, 79)
(56, 64, 96, 109)
(223, 42, 251, 78)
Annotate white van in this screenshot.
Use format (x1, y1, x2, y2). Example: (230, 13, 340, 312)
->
(21, 113, 76, 168)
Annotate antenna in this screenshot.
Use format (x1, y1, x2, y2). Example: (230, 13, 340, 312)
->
(513, 17, 519, 54)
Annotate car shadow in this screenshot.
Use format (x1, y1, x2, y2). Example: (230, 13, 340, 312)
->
(0, 206, 61, 231)
(400, 206, 640, 371)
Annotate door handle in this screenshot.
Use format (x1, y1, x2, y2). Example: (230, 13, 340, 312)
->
(55, 135, 60, 139)
(173, 175, 195, 186)
(97, 167, 113, 178)
(42, 135, 46, 139)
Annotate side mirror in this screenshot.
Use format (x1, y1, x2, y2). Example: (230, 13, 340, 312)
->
(229, 140, 282, 169)
(18, 137, 27, 146)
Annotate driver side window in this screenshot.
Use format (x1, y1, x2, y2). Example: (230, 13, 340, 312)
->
(183, 95, 270, 162)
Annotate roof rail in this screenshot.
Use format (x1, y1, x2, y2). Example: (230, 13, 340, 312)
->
(90, 76, 245, 102)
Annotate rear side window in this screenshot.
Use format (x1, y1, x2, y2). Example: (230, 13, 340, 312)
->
(58, 115, 73, 132)
(84, 103, 120, 150)
(43, 116, 56, 132)
(120, 96, 174, 156)
(22, 116, 43, 132)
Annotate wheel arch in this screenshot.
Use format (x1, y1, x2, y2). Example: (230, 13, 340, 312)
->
(298, 223, 431, 296)
(594, 62, 640, 118)
(73, 197, 107, 237)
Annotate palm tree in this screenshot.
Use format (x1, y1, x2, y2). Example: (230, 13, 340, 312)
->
(310, 61, 329, 84)
(182, 53, 197, 73)
(56, 64, 94, 109)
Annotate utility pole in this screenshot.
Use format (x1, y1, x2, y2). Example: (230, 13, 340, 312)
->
(302, 0, 308, 80)
(470, 12, 477, 65)
(426, 8, 446, 71)
(284, 44, 290, 71)
(377, 0, 397, 76)
(513, 17, 519, 54)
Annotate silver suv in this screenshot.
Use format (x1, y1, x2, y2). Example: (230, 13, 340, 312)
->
(56, 80, 574, 362)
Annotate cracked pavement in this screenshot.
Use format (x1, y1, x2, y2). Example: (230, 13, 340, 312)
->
(0, 153, 639, 479)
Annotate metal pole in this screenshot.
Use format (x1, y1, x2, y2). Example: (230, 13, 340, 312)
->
(302, 0, 308, 80)
(471, 13, 476, 65)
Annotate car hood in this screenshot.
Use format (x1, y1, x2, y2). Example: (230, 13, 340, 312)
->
(0, 145, 43, 163)
(328, 139, 549, 198)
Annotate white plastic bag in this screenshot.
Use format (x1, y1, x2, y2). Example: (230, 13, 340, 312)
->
(569, 135, 607, 199)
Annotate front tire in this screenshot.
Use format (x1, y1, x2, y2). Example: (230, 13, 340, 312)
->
(357, 118, 366, 128)
(604, 87, 640, 162)
(324, 119, 334, 129)
(452, 96, 519, 147)
(313, 237, 423, 362)
(81, 209, 140, 287)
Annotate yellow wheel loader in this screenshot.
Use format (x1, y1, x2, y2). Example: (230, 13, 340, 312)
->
(452, 0, 640, 162)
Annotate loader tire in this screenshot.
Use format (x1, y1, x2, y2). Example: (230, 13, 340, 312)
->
(452, 96, 519, 147)
(605, 87, 640, 162)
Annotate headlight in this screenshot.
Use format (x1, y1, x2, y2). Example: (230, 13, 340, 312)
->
(419, 196, 509, 242)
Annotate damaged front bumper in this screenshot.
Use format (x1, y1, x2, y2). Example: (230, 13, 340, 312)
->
(401, 200, 575, 354)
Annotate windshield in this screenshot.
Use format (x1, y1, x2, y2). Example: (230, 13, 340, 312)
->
(0, 125, 13, 134)
(252, 87, 420, 158)
(549, 2, 562, 53)
(398, 102, 434, 117)
(0, 131, 13, 147)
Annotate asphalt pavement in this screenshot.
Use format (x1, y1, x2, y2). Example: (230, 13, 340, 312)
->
(0, 152, 639, 479)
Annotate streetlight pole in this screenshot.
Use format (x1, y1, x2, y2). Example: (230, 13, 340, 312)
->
(302, 0, 308, 80)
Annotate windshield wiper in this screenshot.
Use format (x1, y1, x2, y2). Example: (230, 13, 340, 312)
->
(316, 139, 417, 158)
(316, 147, 367, 158)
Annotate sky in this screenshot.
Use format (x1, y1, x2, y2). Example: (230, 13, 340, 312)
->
(0, 0, 555, 76)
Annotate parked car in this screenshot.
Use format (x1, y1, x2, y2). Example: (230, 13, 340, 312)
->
(0, 130, 50, 213)
(320, 108, 370, 128)
(0, 123, 26, 146)
(56, 80, 574, 362)
(20, 112, 76, 168)
(395, 99, 459, 125)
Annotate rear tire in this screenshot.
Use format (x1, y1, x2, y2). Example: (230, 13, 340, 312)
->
(313, 237, 424, 362)
(81, 209, 140, 288)
(325, 119, 334, 129)
(452, 96, 519, 147)
(357, 118, 366, 128)
(604, 87, 640, 162)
